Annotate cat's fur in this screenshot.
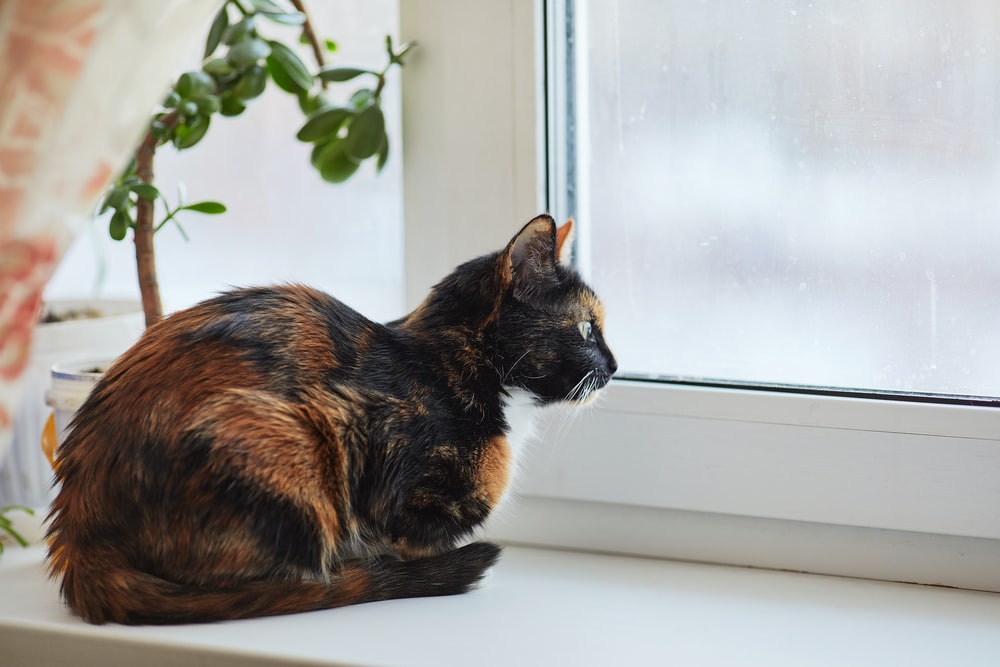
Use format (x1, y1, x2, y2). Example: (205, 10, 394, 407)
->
(46, 215, 616, 625)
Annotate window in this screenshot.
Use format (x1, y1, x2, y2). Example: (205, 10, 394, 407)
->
(559, 0, 1000, 401)
(32, 0, 999, 592)
(400, 0, 1000, 591)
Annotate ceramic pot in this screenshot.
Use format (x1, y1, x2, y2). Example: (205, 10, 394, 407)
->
(0, 301, 141, 507)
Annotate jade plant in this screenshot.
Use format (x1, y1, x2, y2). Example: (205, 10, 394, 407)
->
(0, 506, 33, 556)
(98, 0, 412, 327)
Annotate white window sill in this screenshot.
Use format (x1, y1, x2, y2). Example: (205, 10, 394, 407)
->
(1, 543, 998, 667)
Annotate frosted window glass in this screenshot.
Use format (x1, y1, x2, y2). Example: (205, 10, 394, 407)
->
(573, 0, 1000, 398)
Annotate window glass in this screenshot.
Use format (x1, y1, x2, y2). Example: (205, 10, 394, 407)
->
(46, 0, 403, 322)
(564, 0, 1000, 398)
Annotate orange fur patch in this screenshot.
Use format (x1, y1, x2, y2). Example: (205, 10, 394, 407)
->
(556, 218, 574, 264)
(392, 538, 441, 561)
(581, 292, 607, 330)
(189, 390, 348, 552)
(475, 435, 511, 508)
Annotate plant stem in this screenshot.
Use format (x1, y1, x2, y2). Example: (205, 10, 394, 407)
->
(290, 0, 328, 88)
(373, 70, 388, 99)
(134, 131, 162, 327)
(125, 0, 334, 329)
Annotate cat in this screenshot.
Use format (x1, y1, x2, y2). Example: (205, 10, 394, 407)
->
(46, 214, 617, 625)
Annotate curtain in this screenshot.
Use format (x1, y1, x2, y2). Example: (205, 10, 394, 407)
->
(0, 0, 221, 460)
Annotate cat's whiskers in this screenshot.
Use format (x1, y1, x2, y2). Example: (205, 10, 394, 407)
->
(579, 373, 604, 404)
(584, 377, 607, 407)
(545, 370, 599, 463)
(500, 351, 532, 384)
(564, 369, 595, 402)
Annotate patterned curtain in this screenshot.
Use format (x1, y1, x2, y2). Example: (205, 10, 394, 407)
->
(0, 1, 221, 459)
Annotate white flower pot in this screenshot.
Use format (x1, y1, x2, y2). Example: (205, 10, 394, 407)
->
(0, 301, 141, 507)
(44, 360, 111, 458)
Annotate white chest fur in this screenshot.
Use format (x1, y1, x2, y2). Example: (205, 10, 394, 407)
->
(496, 387, 542, 512)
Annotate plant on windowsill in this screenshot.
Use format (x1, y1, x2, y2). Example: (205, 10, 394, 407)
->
(98, 0, 412, 328)
(22, 0, 413, 506)
(0, 506, 33, 558)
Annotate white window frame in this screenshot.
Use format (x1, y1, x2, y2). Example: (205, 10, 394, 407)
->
(399, 0, 1000, 591)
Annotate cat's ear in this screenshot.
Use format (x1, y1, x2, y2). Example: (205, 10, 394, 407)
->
(504, 214, 559, 302)
(555, 218, 574, 265)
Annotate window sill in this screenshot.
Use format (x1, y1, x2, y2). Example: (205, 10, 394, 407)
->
(2, 543, 998, 666)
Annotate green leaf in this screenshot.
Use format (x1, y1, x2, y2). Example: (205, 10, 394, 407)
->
(106, 186, 129, 210)
(233, 66, 267, 100)
(258, 11, 305, 26)
(130, 183, 160, 201)
(219, 92, 246, 117)
(309, 137, 330, 171)
(248, 0, 290, 13)
(317, 139, 361, 183)
(171, 218, 191, 241)
(109, 209, 130, 241)
(324, 39, 337, 52)
(348, 88, 373, 110)
(317, 67, 373, 83)
(174, 115, 211, 149)
(392, 40, 415, 65)
(151, 122, 169, 142)
(344, 103, 385, 160)
(98, 191, 113, 214)
(267, 41, 313, 91)
(267, 55, 300, 94)
(181, 201, 227, 214)
(180, 100, 199, 117)
(176, 71, 215, 99)
(0, 520, 28, 548)
(243, 0, 306, 24)
(203, 58, 235, 76)
(222, 17, 255, 46)
(297, 90, 331, 115)
(163, 92, 180, 109)
(297, 107, 352, 142)
(1, 505, 34, 514)
(375, 133, 389, 173)
(310, 140, 332, 169)
(0, 505, 33, 549)
(227, 38, 271, 68)
(204, 5, 229, 58)
(195, 94, 221, 115)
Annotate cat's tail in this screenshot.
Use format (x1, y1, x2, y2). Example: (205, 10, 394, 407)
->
(53, 542, 502, 625)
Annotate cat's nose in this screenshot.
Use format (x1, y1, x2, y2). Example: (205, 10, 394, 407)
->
(606, 355, 618, 376)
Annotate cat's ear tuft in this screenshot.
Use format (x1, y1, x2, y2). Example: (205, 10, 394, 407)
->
(505, 214, 559, 302)
(555, 218, 575, 265)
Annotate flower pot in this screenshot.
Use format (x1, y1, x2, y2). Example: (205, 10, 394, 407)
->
(42, 360, 111, 467)
(0, 300, 141, 507)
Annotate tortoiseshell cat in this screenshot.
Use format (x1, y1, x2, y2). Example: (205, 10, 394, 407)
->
(47, 215, 616, 625)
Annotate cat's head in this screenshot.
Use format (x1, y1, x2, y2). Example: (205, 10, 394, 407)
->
(493, 215, 617, 405)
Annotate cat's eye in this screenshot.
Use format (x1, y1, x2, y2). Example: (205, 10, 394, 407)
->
(578, 321, 593, 340)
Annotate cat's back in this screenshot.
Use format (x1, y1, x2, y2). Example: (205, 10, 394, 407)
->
(169, 283, 377, 372)
(64, 284, 382, 449)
